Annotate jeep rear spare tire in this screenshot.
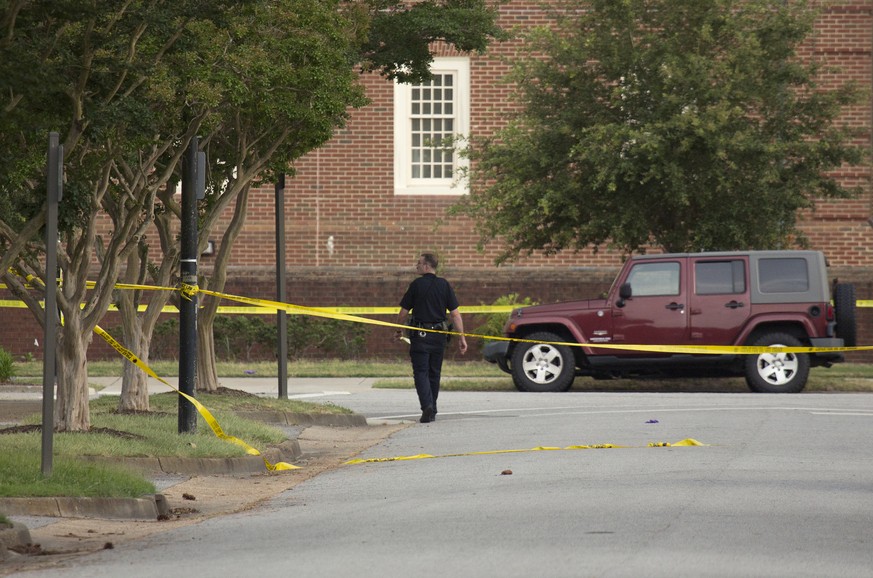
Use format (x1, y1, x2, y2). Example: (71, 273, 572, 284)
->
(744, 333, 810, 393)
(511, 331, 575, 392)
(833, 283, 857, 347)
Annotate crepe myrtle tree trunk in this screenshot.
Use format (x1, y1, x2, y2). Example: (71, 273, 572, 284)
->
(55, 315, 91, 432)
(197, 313, 219, 393)
(116, 232, 180, 412)
(118, 320, 150, 412)
(196, 183, 250, 394)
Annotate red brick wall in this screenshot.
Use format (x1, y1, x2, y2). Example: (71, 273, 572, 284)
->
(202, 0, 872, 271)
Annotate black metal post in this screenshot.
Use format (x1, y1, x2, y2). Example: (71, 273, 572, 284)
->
(275, 173, 288, 399)
(178, 138, 199, 433)
(41, 132, 62, 476)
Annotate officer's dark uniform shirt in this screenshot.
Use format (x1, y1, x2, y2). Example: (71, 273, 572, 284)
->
(399, 273, 459, 324)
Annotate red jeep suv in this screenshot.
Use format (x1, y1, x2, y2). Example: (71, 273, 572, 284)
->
(483, 251, 856, 393)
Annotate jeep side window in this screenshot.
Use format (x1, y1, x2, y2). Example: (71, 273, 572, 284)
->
(625, 262, 680, 296)
(695, 260, 746, 295)
(758, 258, 809, 293)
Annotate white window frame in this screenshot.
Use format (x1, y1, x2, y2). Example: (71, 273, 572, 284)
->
(394, 56, 470, 196)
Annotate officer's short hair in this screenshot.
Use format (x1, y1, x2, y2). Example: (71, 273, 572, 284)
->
(421, 253, 438, 269)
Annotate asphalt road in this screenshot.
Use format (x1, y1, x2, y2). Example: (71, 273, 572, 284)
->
(18, 389, 873, 578)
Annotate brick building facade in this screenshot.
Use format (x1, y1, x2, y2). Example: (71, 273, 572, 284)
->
(2, 1, 871, 363)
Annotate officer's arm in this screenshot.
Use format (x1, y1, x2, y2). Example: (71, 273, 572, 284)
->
(396, 307, 410, 338)
(449, 308, 468, 354)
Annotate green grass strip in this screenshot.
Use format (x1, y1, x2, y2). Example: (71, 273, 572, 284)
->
(0, 451, 155, 498)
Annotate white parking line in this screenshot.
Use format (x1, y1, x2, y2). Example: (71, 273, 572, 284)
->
(373, 405, 873, 421)
(809, 411, 873, 416)
(284, 391, 352, 399)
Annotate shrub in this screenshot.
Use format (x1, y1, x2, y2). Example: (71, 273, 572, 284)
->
(152, 318, 179, 360)
(286, 315, 367, 360)
(0, 346, 15, 383)
(151, 314, 367, 362)
(474, 293, 538, 341)
(214, 316, 275, 361)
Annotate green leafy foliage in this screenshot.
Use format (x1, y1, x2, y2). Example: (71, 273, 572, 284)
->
(152, 318, 180, 360)
(359, 0, 503, 83)
(474, 293, 538, 341)
(213, 316, 277, 362)
(0, 346, 15, 382)
(455, 0, 866, 260)
(152, 315, 367, 361)
(286, 315, 367, 360)
(0, 0, 502, 426)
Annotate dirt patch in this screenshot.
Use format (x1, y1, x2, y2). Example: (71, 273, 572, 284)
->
(0, 422, 408, 576)
(0, 424, 41, 435)
(0, 425, 145, 440)
(206, 387, 261, 398)
(0, 400, 41, 424)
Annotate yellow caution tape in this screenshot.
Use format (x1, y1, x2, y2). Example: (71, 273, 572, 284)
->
(20, 277, 873, 354)
(1, 277, 869, 349)
(649, 439, 705, 447)
(0, 276, 864, 316)
(344, 438, 706, 464)
(3, 277, 873, 353)
(191, 287, 873, 355)
(92, 324, 298, 471)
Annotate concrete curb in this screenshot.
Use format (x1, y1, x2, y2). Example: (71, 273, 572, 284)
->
(78, 439, 302, 475)
(0, 495, 168, 521)
(234, 410, 368, 427)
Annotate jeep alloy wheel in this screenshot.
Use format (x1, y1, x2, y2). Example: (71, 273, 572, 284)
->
(510, 331, 575, 392)
(744, 332, 810, 393)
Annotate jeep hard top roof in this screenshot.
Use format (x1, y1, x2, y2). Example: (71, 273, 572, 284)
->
(626, 250, 831, 304)
(628, 250, 827, 262)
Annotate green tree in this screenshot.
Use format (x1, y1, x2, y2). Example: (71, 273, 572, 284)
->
(192, 0, 501, 394)
(0, 0, 243, 430)
(455, 0, 865, 262)
(0, 0, 500, 427)
(121, 0, 369, 404)
(358, 0, 503, 82)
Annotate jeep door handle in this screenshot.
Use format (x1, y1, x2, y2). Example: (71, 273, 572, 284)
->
(725, 300, 745, 309)
(665, 302, 684, 311)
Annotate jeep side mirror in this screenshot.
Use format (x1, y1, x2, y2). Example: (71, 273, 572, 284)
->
(617, 282, 632, 308)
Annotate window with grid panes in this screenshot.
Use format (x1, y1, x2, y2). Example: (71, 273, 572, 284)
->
(394, 57, 469, 195)
(411, 74, 454, 179)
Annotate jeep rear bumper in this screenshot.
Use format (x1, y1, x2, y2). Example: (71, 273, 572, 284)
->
(809, 337, 845, 364)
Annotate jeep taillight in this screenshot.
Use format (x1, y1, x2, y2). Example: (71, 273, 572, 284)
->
(826, 303, 835, 321)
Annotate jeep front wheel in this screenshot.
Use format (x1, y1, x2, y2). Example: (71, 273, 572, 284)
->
(511, 332, 575, 392)
(744, 333, 810, 393)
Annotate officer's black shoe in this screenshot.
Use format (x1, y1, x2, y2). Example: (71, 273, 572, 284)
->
(420, 407, 436, 423)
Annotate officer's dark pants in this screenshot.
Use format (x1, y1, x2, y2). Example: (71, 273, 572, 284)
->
(409, 331, 447, 412)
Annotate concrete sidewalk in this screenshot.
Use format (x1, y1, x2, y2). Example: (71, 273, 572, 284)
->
(88, 377, 376, 399)
(0, 375, 378, 401)
(93, 375, 378, 398)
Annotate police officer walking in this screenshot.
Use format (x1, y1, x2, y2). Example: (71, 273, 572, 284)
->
(396, 252, 468, 423)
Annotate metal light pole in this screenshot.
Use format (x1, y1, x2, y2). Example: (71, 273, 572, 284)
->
(178, 137, 200, 433)
(276, 174, 288, 399)
(41, 132, 63, 476)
